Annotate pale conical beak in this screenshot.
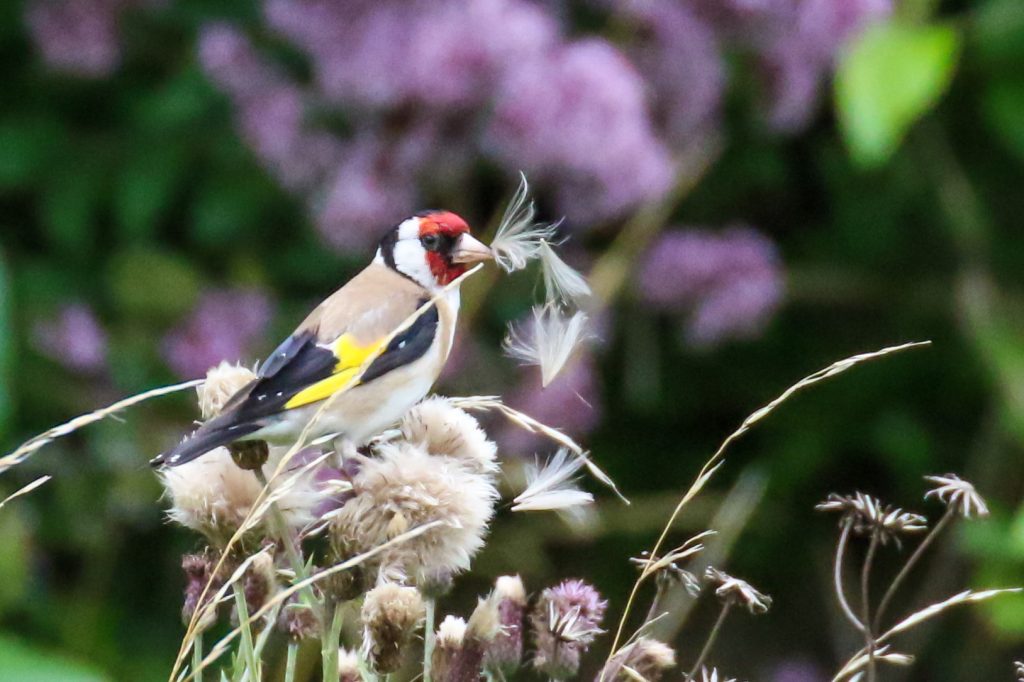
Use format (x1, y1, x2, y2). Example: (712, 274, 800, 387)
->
(451, 233, 493, 264)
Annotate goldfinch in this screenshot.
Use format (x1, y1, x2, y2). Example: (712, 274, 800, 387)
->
(152, 211, 492, 467)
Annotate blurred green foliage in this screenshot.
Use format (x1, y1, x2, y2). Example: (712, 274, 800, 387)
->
(0, 1, 1022, 681)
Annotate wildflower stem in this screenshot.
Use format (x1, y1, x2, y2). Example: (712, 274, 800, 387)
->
(233, 583, 260, 682)
(833, 518, 866, 633)
(685, 601, 731, 682)
(251, 469, 314, 591)
(321, 600, 345, 681)
(861, 528, 881, 682)
(192, 632, 203, 682)
(873, 506, 956, 632)
(284, 641, 298, 682)
(424, 597, 436, 682)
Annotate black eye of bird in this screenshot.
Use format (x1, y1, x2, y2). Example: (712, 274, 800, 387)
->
(421, 234, 442, 251)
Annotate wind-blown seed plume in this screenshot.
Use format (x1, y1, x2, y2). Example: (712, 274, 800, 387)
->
(538, 240, 591, 304)
(512, 448, 594, 515)
(503, 305, 590, 387)
(489, 173, 558, 272)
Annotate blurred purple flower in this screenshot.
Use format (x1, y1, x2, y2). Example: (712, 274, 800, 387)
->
(638, 226, 783, 348)
(313, 134, 417, 252)
(162, 288, 273, 379)
(614, 1, 725, 143)
(33, 303, 108, 373)
(25, 0, 125, 78)
(265, 0, 557, 109)
(770, 658, 827, 682)
(490, 39, 675, 222)
(501, 354, 601, 455)
(198, 23, 343, 191)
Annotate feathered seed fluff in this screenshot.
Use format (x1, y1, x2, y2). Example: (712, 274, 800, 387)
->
(400, 397, 499, 475)
(160, 445, 320, 546)
(331, 440, 498, 583)
(198, 361, 257, 420)
(361, 583, 425, 673)
(337, 647, 363, 682)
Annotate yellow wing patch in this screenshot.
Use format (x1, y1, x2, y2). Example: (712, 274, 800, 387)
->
(283, 335, 383, 409)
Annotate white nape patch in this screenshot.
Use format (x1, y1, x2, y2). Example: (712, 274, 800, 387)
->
(392, 217, 438, 289)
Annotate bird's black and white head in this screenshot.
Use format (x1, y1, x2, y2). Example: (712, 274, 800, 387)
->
(376, 211, 493, 290)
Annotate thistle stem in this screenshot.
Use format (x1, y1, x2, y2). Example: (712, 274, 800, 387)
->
(322, 600, 346, 682)
(861, 529, 881, 682)
(424, 597, 437, 682)
(873, 506, 956, 632)
(833, 518, 867, 633)
(192, 632, 204, 682)
(233, 583, 261, 682)
(284, 641, 299, 682)
(685, 601, 732, 682)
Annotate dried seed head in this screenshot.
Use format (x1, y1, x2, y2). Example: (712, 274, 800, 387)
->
(243, 551, 277, 614)
(1015, 660, 1024, 682)
(700, 668, 738, 682)
(277, 600, 319, 642)
(360, 583, 425, 673)
(531, 579, 607, 679)
(160, 446, 320, 547)
(181, 552, 220, 631)
(331, 441, 498, 583)
(704, 567, 772, 615)
(432, 616, 467, 682)
(338, 648, 363, 682)
(485, 576, 527, 676)
(816, 492, 928, 546)
(199, 361, 256, 419)
(400, 398, 498, 475)
(599, 637, 677, 682)
(924, 474, 990, 519)
(229, 439, 269, 471)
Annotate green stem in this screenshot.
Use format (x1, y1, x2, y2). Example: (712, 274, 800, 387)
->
(834, 518, 867, 633)
(192, 632, 204, 682)
(322, 599, 346, 681)
(873, 507, 956, 632)
(233, 583, 260, 682)
(861, 529, 881, 682)
(685, 602, 731, 682)
(284, 641, 299, 682)
(424, 597, 437, 682)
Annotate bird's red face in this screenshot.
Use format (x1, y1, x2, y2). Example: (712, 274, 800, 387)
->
(380, 211, 492, 289)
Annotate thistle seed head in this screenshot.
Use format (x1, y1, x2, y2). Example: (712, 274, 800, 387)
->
(599, 637, 676, 682)
(484, 576, 527, 676)
(531, 579, 606, 679)
(360, 583, 425, 673)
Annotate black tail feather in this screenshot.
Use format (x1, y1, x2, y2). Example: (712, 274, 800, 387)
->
(151, 418, 261, 468)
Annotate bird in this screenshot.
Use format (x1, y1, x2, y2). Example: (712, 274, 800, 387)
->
(151, 210, 492, 468)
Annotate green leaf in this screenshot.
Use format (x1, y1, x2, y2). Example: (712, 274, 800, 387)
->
(983, 78, 1024, 162)
(106, 249, 201, 320)
(0, 250, 11, 440)
(0, 117, 64, 189)
(0, 634, 109, 682)
(40, 166, 106, 256)
(836, 22, 961, 168)
(114, 143, 188, 241)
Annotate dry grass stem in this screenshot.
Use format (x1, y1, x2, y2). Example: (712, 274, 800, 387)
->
(0, 379, 203, 474)
(0, 475, 51, 511)
(605, 341, 931, 667)
(188, 521, 445, 681)
(445, 395, 628, 503)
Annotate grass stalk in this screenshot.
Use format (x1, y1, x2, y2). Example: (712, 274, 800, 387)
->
(192, 632, 203, 682)
(233, 583, 260, 682)
(321, 600, 345, 681)
(861, 529, 881, 682)
(834, 518, 866, 633)
(685, 602, 731, 682)
(424, 597, 437, 682)
(284, 641, 299, 682)
(873, 506, 956, 632)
